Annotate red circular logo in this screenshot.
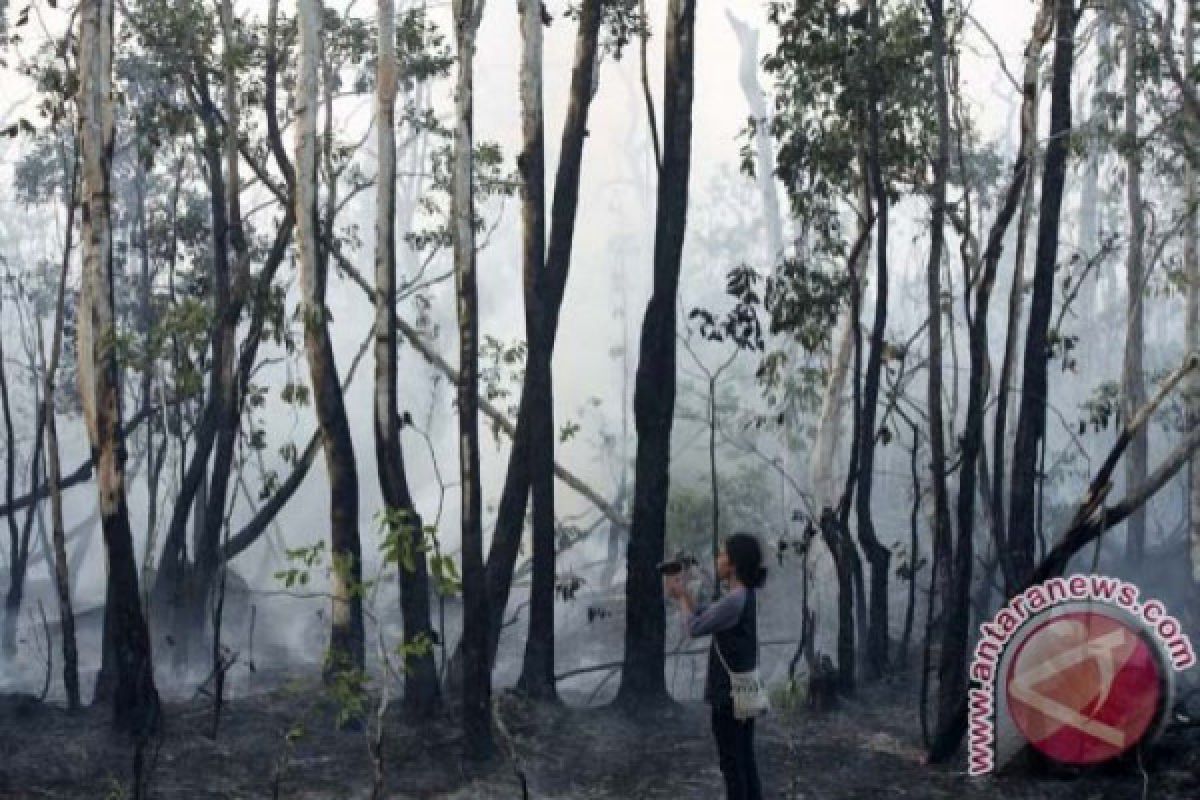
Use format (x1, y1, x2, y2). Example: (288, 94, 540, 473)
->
(1004, 609, 1165, 765)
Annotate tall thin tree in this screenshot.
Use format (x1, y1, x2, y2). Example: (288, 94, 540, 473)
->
(515, 0, 558, 701)
(1121, 0, 1148, 570)
(296, 0, 366, 680)
(375, 0, 440, 714)
(616, 0, 697, 709)
(856, 0, 894, 681)
(450, 0, 493, 758)
(77, 0, 160, 733)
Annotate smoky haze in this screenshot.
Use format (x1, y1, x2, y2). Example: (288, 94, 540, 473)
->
(1, 0, 1195, 717)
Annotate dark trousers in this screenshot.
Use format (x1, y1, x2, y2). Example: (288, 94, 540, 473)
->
(711, 702, 762, 800)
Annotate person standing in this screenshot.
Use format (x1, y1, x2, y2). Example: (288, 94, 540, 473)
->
(665, 533, 767, 800)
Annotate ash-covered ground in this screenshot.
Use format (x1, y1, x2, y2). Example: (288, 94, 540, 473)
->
(2, 673, 1198, 799)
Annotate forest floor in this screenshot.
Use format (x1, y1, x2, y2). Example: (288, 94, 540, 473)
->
(1, 672, 1199, 799)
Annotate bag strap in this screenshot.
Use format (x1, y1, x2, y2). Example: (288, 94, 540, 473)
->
(713, 635, 733, 676)
(711, 589, 755, 676)
(752, 589, 761, 668)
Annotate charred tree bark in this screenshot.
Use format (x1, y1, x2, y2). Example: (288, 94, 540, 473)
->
(616, 0, 696, 710)
(374, 0, 440, 717)
(442, 0, 604, 693)
(929, 0, 1058, 764)
(992, 0, 1053, 591)
(855, 0, 892, 681)
(1006, 0, 1079, 596)
(0, 246, 18, 665)
(77, 0, 160, 734)
(934, 0, 1050, 758)
(150, 0, 295, 654)
(450, 0, 493, 760)
(932, 355, 1200, 759)
(515, 0, 558, 702)
(297, 0, 365, 680)
(45, 149, 82, 712)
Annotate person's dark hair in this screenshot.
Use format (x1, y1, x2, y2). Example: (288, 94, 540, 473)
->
(724, 532, 767, 589)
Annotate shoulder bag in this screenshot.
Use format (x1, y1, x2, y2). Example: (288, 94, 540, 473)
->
(713, 592, 770, 720)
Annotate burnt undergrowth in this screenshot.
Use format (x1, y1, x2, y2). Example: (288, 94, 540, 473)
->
(1, 675, 1198, 799)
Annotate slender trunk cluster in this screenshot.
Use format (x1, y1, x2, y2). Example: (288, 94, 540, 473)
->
(443, 0, 604, 692)
(1007, 0, 1080, 596)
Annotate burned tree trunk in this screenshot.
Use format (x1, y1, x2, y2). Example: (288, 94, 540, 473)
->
(77, 0, 159, 734)
(0, 244, 18, 665)
(991, 0, 1053, 591)
(933, 0, 1053, 760)
(928, 0, 1057, 765)
(515, 0, 558, 702)
(933, 355, 1200, 759)
(1006, 0, 1080, 596)
(46, 149, 82, 712)
(374, 0, 440, 716)
(442, 0, 604, 692)
(296, 0, 365, 679)
(450, 0, 493, 760)
(855, 0, 892, 681)
(617, 0, 696, 710)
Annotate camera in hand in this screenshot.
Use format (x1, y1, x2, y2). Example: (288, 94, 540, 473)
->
(656, 554, 698, 576)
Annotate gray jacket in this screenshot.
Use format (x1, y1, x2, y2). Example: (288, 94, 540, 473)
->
(687, 587, 758, 706)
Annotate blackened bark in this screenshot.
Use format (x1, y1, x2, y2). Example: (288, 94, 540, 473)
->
(923, 0, 955, 739)
(1006, 0, 1079, 597)
(819, 509, 857, 694)
(77, 0, 159, 734)
(515, 0, 558, 702)
(991, 0, 1053, 588)
(0, 265, 19, 663)
(616, 0, 696, 710)
(856, 0, 892, 681)
(460, 0, 602, 687)
(450, 0, 493, 760)
(296, 0, 365, 679)
(46, 149, 82, 711)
